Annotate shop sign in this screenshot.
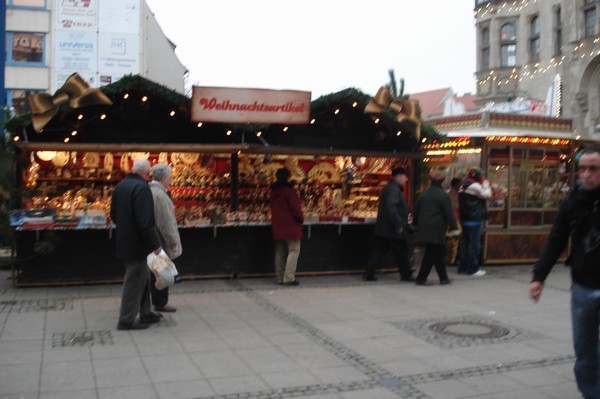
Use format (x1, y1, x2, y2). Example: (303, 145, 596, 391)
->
(191, 86, 311, 124)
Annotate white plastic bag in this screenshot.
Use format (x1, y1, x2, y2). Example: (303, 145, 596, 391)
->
(147, 249, 181, 290)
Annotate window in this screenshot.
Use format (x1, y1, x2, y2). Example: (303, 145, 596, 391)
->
(584, 0, 597, 37)
(555, 7, 562, 55)
(500, 23, 517, 67)
(481, 27, 490, 70)
(7, 0, 46, 8)
(6, 32, 45, 65)
(530, 16, 540, 62)
(7, 89, 41, 115)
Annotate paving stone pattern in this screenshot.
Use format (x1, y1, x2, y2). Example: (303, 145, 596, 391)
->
(0, 266, 579, 398)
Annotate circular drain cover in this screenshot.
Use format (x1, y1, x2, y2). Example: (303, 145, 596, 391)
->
(429, 321, 510, 338)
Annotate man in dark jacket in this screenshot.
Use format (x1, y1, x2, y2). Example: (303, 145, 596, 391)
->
(270, 167, 304, 286)
(458, 166, 492, 276)
(110, 158, 162, 330)
(413, 169, 459, 285)
(530, 144, 600, 399)
(363, 167, 414, 282)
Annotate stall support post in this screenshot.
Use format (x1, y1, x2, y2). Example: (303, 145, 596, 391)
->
(231, 152, 239, 212)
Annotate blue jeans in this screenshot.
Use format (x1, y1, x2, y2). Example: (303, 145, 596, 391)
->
(458, 222, 481, 274)
(571, 283, 600, 399)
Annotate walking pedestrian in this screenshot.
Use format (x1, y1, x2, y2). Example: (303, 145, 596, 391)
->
(363, 167, 414, 282)
(530, 144, 600, 399)
(270, 167, 304, 285)
(458, 166, 491, 276)
(110, 158, 162, 330)
(413, 169, 459, 285)
(149, 163, 181, 313)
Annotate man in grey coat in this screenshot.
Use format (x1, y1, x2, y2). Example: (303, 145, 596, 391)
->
(149, 163, 182, 313)
(412, 169, 459, 285)
(363, 167, 415, 282)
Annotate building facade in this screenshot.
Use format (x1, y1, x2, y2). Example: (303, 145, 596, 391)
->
(5, 0, 186, 115)
(474, 0, 600, 138)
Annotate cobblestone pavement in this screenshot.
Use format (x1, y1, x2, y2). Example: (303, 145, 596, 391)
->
(0, 265, 580, 398)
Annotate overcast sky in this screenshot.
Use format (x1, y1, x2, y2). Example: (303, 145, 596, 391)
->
(145, 0, 477, 99)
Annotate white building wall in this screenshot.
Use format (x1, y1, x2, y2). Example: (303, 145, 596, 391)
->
(142, 4, 186, 94)
(5, 0, 185, 111)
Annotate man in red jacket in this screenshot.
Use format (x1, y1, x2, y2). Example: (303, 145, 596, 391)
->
(270, 167, 304, 286)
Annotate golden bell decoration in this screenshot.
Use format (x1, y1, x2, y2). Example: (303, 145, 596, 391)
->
(364, 87, 422, 141)
(28, 73, 113, 133)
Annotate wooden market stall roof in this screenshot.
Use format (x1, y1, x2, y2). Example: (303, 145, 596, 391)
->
(6, 75, 435, 158)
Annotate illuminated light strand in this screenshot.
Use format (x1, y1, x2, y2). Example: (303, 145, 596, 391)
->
(477, 57, 565, 87)
(485, 136, 570, 145)
(475, 0, 538, 19)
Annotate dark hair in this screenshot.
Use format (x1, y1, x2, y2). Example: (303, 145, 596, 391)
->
(391, 167, 408, 176)
(450, 177, 462, 190)
(275, 167, 291, 183)
(581, 144, 600, 155)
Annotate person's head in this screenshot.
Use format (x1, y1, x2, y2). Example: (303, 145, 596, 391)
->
(466, 166, 484, 182)
(391, 167, 409, 186)
(450, 177, 462, 190)
(577, 144, 600, 191)
(275, 167, 291, 184)
(131, 158, 151, 177)
(429, 168, 446, 183)
(151, 163, 173, 187)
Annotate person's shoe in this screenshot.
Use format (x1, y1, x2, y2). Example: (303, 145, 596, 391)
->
(400, 276, 415, 282)
(440, 279, 451, 285)
(362, 275, 377, 281)
(415, 280, 434, 286)
(139, 312, 163, 323)
(117, 321, 150, 330)
(282, 280, 299, 286)
(470, 270, 487, 277)
(154, 305, 177, 313)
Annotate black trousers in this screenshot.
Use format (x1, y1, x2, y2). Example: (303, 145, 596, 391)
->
(416, 244, 449, 282)
(150, 273, 169, 308)
(364, 235, 413, 279)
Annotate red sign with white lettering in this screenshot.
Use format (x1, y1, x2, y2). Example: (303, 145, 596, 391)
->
(191, 86, 311, 124)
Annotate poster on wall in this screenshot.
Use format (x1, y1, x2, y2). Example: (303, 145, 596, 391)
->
(56, 0, 98, 31)
(99, 0, 140, 34)
(55, 31, 98, 87)
(97, 32, 140, 86)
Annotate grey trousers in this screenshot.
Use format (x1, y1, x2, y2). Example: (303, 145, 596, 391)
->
(275, 239, 301, 283)
(119, 259, 152, 325)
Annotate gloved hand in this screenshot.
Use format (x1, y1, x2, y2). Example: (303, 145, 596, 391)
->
(448, 229, 460, 237)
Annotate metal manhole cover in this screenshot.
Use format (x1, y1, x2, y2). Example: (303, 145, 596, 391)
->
(389, 315, 543, 348)
(430, 321, 510, 338)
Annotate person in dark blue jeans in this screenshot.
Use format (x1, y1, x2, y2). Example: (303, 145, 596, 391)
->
(530, 144, 600, 399)
(458, 166, 491, 277)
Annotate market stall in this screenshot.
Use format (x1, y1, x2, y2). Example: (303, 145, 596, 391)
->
(8, 76, 423, 286)
(422, 112, 574, 264)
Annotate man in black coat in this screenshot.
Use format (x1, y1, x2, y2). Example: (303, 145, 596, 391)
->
(363, 167, 414, 282)
(530, 144, 600, 399)
(111, 158, 163, 330)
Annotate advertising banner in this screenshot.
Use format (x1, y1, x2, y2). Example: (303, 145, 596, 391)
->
(98, 33, 140, 86)
(56, 0, 98, 31)
(192, 87, 311, 124)
(55, 31, 97, 87)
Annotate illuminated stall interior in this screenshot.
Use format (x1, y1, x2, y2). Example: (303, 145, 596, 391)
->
(5, 75, 425, 285)
(423, 112, 574, 264)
